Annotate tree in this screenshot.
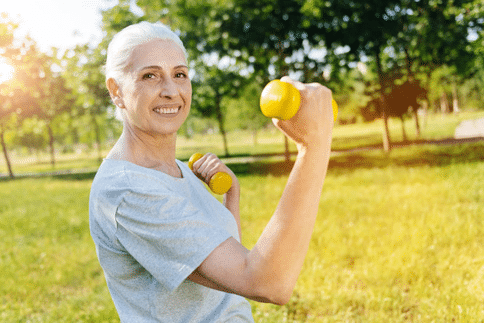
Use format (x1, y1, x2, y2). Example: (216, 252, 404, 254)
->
(16, 118, 47, 159)
(191, 62, 248, 156)
(63, 43, 116, 162)
(390, 0, 480, 132)
(21, 49, 75, 167)
(214, 0, 332, 160)
(0, 14, 37, 178)
(302, 0, 481, 150)
(303, 0, 407, 151)
(225, 81, 268, 146)
(58, 1, 144, 161)
(0, 87, 26, 178)
(64, 0, 142, 159)
(380, 0, 481, 134)
(363, 79, 427, 141)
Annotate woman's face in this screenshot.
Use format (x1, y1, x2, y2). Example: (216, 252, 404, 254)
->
(117, 39, 192, 137)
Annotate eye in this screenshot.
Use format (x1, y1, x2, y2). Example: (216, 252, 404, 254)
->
(142, 73, 156, 80)
(175, 72, 187, 79)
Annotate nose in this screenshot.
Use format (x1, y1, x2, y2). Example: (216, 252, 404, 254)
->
(159, 78, 178, 98)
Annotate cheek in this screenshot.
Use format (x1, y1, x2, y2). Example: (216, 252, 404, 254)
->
(182, 85, 192, 107)
(128, 84, 154, 105)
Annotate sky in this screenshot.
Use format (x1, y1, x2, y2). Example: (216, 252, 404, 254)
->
(1, 0, 114, 52)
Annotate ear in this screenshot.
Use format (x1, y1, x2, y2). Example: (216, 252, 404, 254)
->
(106, 78, 125, 109)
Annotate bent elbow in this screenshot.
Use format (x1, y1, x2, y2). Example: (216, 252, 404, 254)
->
(250, 281, 294, 306)
(271, 292, 292, 306)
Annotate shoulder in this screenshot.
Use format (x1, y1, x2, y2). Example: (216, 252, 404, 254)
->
(92, 159, 180, 193)
(90, 159, 179, 211)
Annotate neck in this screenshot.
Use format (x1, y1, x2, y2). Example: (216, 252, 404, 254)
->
(108, 124, 178, 172)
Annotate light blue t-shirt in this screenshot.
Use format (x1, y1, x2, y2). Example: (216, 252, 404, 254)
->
(89, 159, 254, 323)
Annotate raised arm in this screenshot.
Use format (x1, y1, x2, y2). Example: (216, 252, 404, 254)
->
(188, 77, 334, 305)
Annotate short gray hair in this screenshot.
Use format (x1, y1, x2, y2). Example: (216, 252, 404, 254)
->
(105, 21, 188, 83)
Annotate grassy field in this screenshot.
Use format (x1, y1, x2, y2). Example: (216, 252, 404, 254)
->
(1, 112, 484, 322)
(243, 143, 484, 322)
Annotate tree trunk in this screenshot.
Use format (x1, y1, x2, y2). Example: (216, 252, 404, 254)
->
(91, 113, 102, 162)
(375, 47, 391, 152)
(284, 135, 290, 162)
(0, 124, 14, 179)
(215, 94, 229, 157)
(452, 83, 459, 114)
(404, 48, 421, 138)
(413, 108, 421, 138)
(400, 116, 407, 142)
(47, 123, 55, 167)
(440, 93, 449, 114)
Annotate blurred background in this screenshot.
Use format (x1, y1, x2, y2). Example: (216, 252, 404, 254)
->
(0, 0, 483, 177)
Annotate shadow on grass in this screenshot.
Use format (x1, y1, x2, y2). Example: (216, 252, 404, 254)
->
(230, 141, 484, 177)
(230, 160, 296, 177)
(49, 171, 99, 181)
(331, 134, 382, 151)
(329, 141, 484, 172)
(2, 140, 483, 181)
(0, 170, 98, 182)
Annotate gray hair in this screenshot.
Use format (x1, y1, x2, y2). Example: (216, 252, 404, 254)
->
(105, 21, 188, 83)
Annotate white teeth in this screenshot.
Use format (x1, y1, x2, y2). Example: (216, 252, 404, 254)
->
(154, 107, 180, 114)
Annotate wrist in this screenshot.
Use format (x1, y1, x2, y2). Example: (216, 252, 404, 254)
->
(296, 136, 331, 155)
(226, 178, 240, 196)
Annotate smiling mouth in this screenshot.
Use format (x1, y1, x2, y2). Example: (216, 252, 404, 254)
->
(153, 106, 181, 115)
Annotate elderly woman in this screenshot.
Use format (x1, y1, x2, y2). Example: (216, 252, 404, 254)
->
(89, 21, 334, 322)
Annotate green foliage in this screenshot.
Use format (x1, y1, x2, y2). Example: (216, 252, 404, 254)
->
(224, 81, 269, 132)
(101, 0, 144, 39)
(0, 14, 42, 177)
(461, 68, 484, 110)
(61, 39, 122, 160)
(15, 118, 47, 151)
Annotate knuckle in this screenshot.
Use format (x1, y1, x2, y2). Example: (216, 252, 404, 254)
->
(313, 83, 330, 95)
(206, 153, 217, 161)
(280, 76, 292, 82)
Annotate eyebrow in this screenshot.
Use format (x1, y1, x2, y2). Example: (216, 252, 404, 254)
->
(140, 65, 188, 72)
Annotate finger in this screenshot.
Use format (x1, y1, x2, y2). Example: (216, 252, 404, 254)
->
(280, 76, 305, 93)
(196, 153, 218, 179)
(192, 160, 203, 174)
(204, 156, 225, 180)
(279, 75, 293, 83)
(196, 161, 210, 178)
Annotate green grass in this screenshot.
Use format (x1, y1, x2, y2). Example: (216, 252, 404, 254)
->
(1, 111, 484, 321)
(1, 142, 484, 322)
(243, 146, 484, 322)
(0, 176, 118, 322)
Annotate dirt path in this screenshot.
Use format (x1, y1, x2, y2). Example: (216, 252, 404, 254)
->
(455, 118, 484, 139)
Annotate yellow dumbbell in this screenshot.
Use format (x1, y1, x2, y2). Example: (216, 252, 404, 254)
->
(188, 153, 232, 195)
(260, 79, 338, 121)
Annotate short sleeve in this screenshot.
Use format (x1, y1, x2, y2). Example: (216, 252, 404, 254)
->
(115, 188, 232, 292)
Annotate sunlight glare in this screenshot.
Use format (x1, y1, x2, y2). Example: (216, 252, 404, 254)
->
(0, 58, 15, 84)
